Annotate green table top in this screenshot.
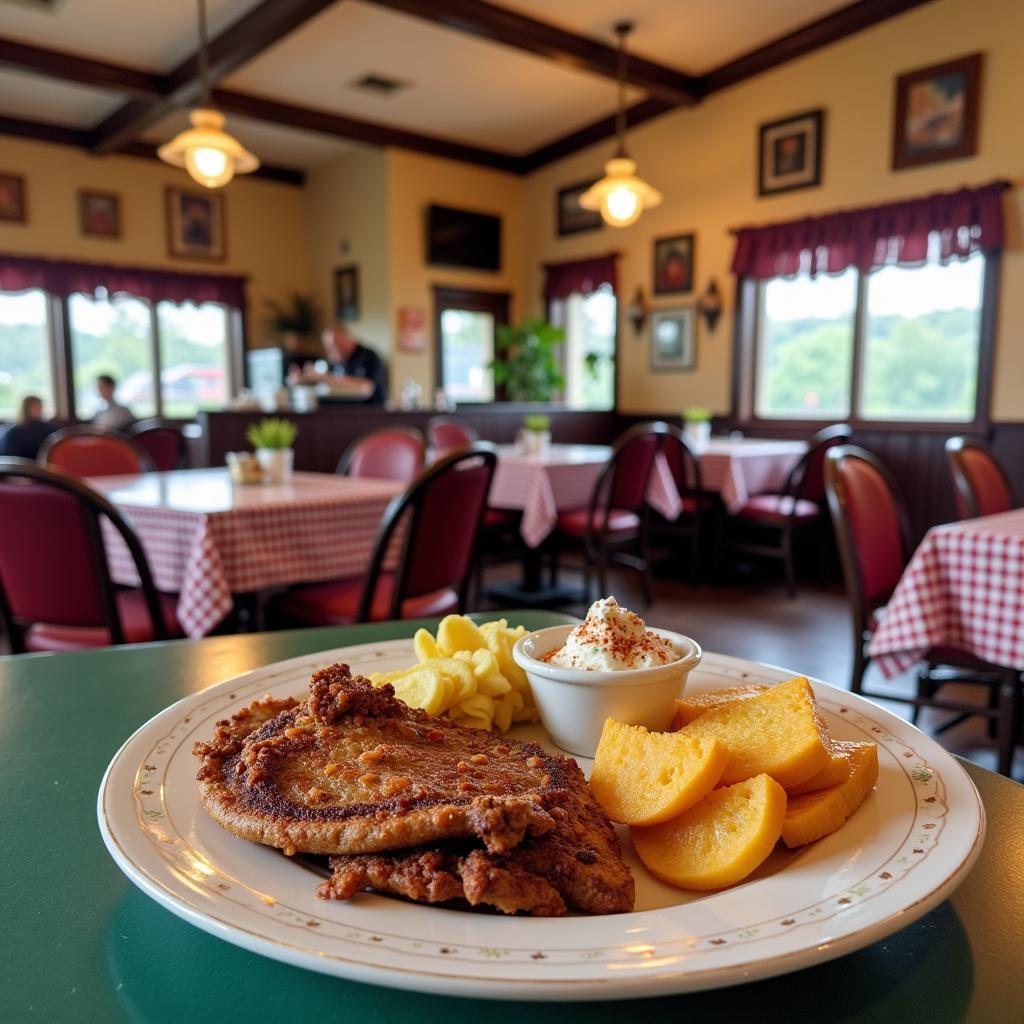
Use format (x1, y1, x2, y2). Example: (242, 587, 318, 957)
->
(2, 613, 1022, 1024)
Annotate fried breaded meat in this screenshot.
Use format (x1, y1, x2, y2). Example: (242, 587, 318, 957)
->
(194, 664, 571, 856)
(193, 663, 634, 915)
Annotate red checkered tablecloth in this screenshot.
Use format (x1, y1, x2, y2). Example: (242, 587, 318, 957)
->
(868, 508, 1024, 677)
(489, 444, 681, 548)
(94, 470, 403, 638)
(697, 438, 807, 513)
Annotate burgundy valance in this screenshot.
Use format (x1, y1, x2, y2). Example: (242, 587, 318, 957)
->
(731, 181, 1007, 280)
(0, 253, 248, 308)
(543, 253, 618, 300)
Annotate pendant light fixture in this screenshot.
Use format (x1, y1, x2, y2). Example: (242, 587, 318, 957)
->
(580, 22, 662, 228)
(158, 0, 259, 189)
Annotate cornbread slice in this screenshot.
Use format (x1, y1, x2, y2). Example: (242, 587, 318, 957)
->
(590, 718, 728, 826)
(782, 742, 878, 848)
(671, 684, 768, 729)
(631, 774, 787, 891)
(786, 739, 866, 796)
(675, 676, 830, 789)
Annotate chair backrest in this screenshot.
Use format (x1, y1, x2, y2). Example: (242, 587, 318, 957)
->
(40, 426, 155, 477)
(825, 446, 911, 631)
(128, 419, 186, 471)
(357, 443, 498, 621)
(0, 459, 166, 651)
(660, 425, 704, 498)
(946, 437, 1014, 520)
(788, 423, 853, 503)
(426, 416, 479, 454)
(337, 427, 425, 483)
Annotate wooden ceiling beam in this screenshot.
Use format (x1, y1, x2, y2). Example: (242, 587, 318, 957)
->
(90, 0, 342, 154)
(214, 88, 521, 173)
(0, 37, 165, 99)
(366, 0, 698, 105)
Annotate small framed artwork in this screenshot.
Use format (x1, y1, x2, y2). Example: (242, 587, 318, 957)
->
(651, 306, 696, 372)
(79, 190, 121, 239)
(556, 180, 602, 236)
(0, 172, 26, 224)
(892, 53, 982, 170)
(653, 233, 695, 295)
(165, 186, 225, 261)
(758, 109, 824, 196)
(397, 305, 426, 352)
(334, 265, 360, 322)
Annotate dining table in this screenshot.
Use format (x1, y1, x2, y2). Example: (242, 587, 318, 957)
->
(92, 468, 404, 638)
(868, 507, 1024, 677)
(2, 612, 1022, 1023)
(695, 437, 808, 513)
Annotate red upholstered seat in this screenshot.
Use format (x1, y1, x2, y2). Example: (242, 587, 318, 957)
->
(736, 494, 821, 523)
(274, 573, 458, 626)
(338, 427, 425, 483)
(427, 417, 479, 454)
(947, 439, 1014, 520)
(129, 421, 186, 471)
(25, 590, 183, 652)
(483, 507, 515, 528)
(41, 428, 153, 477)
(679, 493, 718, 514)
(556, 507, 641, 538)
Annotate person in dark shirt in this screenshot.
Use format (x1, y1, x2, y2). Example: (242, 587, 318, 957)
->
(0, 395, 59, 460)
(322, 323, 388, 404)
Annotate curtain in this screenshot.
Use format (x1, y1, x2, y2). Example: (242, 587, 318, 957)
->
(0, 254, 247, 308)
(542, 253, 618, 300)
(730, 181, 1007, 280)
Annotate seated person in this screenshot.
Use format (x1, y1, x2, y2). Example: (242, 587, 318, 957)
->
(0, 395, 59, 460)
(290, 323, 388, 404)
(92, 374, 135, 431)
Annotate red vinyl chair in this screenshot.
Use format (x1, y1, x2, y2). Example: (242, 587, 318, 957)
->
(40, 426, 154, 477)
(825, 444, 1020, 775)
(656, 426, 716, 583)
(552, 421, 670, 606)
(128, 419, 186, 471)
(0, 459, 182, 653)
(273, 443, 497, 624)
(426, 416, 479, 454)
(337, 426, 425, 483)
(946, 437, 1014, 519)
(724, 423, 852, 597)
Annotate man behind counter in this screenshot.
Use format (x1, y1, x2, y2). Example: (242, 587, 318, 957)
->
(321, 323, 388, 404)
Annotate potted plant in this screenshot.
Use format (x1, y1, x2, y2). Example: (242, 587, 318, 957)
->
(682, 406, 713, 452)
(520, 413, 552, 456)
(246, 417, 298, 484)
(264, 293, 319, 357)
(489, 319, 566, 402)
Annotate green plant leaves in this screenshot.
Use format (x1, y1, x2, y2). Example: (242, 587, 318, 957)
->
(246, 417, 298, 449)
(488, 319, 566, 402)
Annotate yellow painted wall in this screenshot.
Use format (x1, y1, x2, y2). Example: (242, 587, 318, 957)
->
(521, 0, 1024, 420)
(304, 147, 391, 358)
(0, 136, 309, 346)
(386, 148, 525, 395)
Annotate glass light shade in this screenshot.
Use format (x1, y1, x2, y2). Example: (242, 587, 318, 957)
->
(157, 108, 259, 189)
(581, 155, 659, 228)
(579, 157, 662, 228)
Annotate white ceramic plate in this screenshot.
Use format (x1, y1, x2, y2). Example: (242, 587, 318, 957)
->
(98, 640, 984, 1001)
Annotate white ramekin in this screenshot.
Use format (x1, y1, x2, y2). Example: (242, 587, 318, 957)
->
(512, 624, 702, 757)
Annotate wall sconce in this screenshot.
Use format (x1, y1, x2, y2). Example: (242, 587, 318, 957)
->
(698, 279, 722, 332)
(626, 286, 648, 337)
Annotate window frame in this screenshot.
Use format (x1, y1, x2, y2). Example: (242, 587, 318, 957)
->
(432, 285, 510, 404)
(732, 252, 1000, 432)
(546, 284, 620, 413)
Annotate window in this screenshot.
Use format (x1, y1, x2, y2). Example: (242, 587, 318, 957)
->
(157, 301, 231, 417)
(748, 251, 990, 424)
(0, 289, 55, 418)
(434, 287, 509, 404)
(549, 284, 616, 411)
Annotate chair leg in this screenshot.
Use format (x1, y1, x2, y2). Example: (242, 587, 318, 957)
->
(639, 525, 654, 606)
(913, 663, 934, 726)
(689, 514, 702, 585)
(782, 525, 798, 599)
(995, 672, 1018, 777)
(851, 635, 868, 695)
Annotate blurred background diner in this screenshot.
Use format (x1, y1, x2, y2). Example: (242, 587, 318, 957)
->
(0, 0, 1021, 780)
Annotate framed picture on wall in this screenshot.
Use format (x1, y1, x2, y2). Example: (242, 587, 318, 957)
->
(556, 180, 602, 236)
(334, 265, 360, 322)
(79, 190, 121, 239)
(758, 109, 824, 196)
(650, 306, 696, 372)
(0, 172, 26, 224)
(165, 186, 226, 261)
(892, 53, 982, 169)
(653, 233, 695, 295)
(397, 306, 426, 352)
